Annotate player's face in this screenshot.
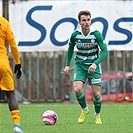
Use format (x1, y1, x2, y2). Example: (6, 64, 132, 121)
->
(79, 15, 91, 31)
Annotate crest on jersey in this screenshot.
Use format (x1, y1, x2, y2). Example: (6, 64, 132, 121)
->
(91, 39, 95, 43)
(77, 39, 81, 43)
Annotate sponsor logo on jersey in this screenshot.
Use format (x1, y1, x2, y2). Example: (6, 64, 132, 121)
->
(77, 43, 84, 47)
(84, 43, 94, 47)
(76, 43, 94, 47)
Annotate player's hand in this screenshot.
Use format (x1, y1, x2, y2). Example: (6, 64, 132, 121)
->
(64, 66, 70, 75)
(14, 64, 22, 79)
(88, 63, 97, 74)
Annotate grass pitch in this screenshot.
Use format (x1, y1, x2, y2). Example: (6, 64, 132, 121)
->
(0, 102, 133, 133)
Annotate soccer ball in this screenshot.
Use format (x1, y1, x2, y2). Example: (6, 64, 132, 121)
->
(42, 110, 58, 125)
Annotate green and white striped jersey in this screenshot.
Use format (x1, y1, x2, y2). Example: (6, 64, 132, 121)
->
(66, 28, 108, 66)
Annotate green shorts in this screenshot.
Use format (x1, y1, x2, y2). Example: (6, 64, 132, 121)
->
(73, 62, 102, 86)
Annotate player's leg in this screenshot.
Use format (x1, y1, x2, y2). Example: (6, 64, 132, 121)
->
(73, 64, 88, 123)
(89, 64, 102, 124)
(74, 80, 88, 110)
(6, 91, 23, 132)
(73, 81, 89, 123)
(1, 68, 23, 133)
(6, 91, 20, 123)
(92, 85, 102, 124)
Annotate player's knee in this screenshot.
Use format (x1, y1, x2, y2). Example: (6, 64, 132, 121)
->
(74, 86, 82, 95)
(93, 91, 101, 98)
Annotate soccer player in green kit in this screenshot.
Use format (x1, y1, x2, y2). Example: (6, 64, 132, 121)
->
(64, 10, 108, 124)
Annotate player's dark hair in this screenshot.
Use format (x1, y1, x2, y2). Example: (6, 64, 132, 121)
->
(78, 10, 91, 21)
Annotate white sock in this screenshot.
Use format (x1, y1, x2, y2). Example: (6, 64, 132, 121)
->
(94, 113, 100, 117)
(82, 106, 88, 112)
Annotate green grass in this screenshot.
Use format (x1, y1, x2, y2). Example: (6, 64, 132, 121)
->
(0, 102, 133, 133)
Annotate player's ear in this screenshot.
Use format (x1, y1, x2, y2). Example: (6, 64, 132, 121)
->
(78, 21, 81, 25)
